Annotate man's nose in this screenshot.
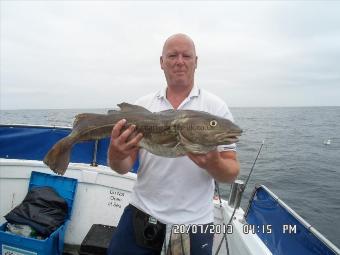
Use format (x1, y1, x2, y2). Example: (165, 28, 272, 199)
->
(175, 55, 185, 65)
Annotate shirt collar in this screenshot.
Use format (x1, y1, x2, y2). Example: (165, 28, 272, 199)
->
(157, 85, 200, 99)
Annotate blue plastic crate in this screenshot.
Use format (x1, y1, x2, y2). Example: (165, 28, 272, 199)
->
(0, 171, 78, 255)
(0, 223, 65, 255)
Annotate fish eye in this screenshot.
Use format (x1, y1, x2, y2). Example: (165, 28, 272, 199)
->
(210, 120, 217, 127)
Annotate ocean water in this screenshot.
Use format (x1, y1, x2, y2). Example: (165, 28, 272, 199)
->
(1, 107, 340, 247)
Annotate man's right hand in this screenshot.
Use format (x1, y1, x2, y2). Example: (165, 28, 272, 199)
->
(109, 119, 143, 160)
(108, 119, 143, 172)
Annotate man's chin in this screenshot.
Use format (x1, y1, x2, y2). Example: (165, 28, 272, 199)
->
(171, 80, 190, 88)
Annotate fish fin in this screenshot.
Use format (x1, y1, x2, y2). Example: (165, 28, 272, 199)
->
(178, 131, 215, 154)
(183, 143, 215, 154)
(117, 102, 151, 113)
(162, 141, 179, 148)
(43, 136, 76, 175)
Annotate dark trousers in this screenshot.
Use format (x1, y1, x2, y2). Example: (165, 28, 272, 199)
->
(107, 205, 214, 255)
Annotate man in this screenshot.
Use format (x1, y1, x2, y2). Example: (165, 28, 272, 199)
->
(107, 34, 240, 255)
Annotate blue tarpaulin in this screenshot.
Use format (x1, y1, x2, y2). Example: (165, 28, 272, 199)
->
(245, 186, 337, 255)
(0, 125, 139, 172)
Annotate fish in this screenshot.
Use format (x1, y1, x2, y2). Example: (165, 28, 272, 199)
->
(43, 102, 242, 175)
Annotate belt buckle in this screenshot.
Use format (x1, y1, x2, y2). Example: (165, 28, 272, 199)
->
(148, 216, 157, 225)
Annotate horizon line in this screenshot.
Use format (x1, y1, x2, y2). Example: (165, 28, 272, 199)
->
(1, 105, 340, 111)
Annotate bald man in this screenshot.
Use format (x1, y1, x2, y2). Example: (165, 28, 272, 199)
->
(107, 34, 240, 255)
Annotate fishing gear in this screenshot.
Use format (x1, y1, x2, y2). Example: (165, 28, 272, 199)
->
(215, 140, 265, 255)
(243, 140, 265, 191)
(214, 181, 230, 254)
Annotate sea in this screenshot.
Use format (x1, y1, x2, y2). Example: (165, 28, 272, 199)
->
(1, 106, 340, 248)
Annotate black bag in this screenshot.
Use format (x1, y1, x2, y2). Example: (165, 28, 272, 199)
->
(5, 186, 68, 236)
(131, 205, 166, 253)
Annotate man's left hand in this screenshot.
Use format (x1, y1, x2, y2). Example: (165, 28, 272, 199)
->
(187, 150, 240, 183)
(187, 150, 221, 170)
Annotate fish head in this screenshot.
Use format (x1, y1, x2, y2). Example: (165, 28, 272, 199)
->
(178, 113, 242, 145)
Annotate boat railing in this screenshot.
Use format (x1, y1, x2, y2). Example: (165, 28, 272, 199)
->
(244, 184, 340, 255)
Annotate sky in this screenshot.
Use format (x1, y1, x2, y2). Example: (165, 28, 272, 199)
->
(1, 1, 340, 110)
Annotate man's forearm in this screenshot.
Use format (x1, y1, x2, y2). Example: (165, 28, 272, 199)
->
(107, 149, 138, 174)
(205, 156, 240, 183)
(108, 156, 134, 174)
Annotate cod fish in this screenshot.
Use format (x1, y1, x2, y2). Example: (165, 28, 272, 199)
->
(43, 103, 242, 175)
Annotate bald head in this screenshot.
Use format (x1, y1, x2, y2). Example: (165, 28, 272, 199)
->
(162, 33, 196, 57)
(160, 33, 198, 90)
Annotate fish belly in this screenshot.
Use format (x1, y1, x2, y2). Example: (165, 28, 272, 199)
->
(139, 139, 217, 157)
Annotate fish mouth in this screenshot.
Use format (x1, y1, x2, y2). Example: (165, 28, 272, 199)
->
(226, 136, 239, 143)
(217, 131, 242, 144)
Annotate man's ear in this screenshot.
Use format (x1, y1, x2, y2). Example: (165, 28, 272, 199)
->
(160, 56, 164, 70)
(195, 56, 198, 69)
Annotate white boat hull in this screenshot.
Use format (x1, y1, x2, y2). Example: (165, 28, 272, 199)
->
(0, 159, 271, 255)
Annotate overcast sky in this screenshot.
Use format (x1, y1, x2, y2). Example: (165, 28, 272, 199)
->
(1, 1, 340, 109)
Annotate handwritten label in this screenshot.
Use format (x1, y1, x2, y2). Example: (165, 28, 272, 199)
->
(107, 189, 125, 209)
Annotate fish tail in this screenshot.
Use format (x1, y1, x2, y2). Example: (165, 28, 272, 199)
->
(43, 135, 76, 175)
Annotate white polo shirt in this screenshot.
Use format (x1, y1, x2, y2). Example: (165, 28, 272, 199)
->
(130, 85, 236, 225)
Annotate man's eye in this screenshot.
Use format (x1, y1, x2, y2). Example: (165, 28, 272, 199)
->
(183, 55, 192, 58)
